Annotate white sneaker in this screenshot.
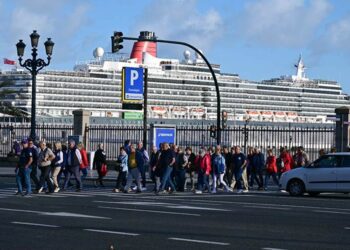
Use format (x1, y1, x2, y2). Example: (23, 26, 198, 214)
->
(132, 186, 137, 191)
(195, 190, 203, 194)
(211, 189, 217, 194)
(243, 189, 249, 193)
(54, 187, 60, 193)
(38, 187, 44, 193)
(237, 189, 243, 194)
(226, 188, 233, 192)
(141, 187, 147, 191)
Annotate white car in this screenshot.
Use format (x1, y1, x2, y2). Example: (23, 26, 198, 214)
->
(280, 153, 350, 196)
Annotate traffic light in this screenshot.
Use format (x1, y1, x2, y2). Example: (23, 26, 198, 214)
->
(210, 125, 217, 139)
(222, 110, 228, 129)
(111, 31, 123, 53)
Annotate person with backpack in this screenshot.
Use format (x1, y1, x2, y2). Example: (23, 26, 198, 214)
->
(52, 142, 64, 193)
(37, 141, 55, 193)
(113, 146, 128, 193)
(63, 140, 83, 192)
(211, 145, 231, 193)
(123, 145, 142, 193)
(93, 143, 107, 187)
(264, 149, 280, 190)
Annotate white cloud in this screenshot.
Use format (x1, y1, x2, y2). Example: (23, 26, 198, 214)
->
(1, 0, 90, 63)
(237, 0, 331, 47)
(132, 0, 224, 55)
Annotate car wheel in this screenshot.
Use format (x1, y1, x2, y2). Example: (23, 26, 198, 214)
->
(288, 179, 305, 196)
(308, 192, 320, 197)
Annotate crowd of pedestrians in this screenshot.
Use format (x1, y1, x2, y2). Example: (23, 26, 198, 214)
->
(15, 136, 330, 197)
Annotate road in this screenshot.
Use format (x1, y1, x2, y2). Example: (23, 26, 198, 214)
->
(0, 177, 349, 250)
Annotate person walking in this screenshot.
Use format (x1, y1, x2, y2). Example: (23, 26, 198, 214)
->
(211, 145, 231, 193)
(279, 147, 293, 177)
(123, 145, 142, 193)
(184, 147, 196, 191)
(150, 145, 162, 193)
(293, 146, 309, 168)
(137, 141, 149, 190)
(37, 141, 55, 194)
(158, 143, 176, 194)
(28, 138, 40, 191)
(52, 142, 64, 193)
(63, 140, 83, 192)
(78, 143, 89, 181)
(231, 146, 247, 193)
(250, 147, 265, 190)
(175, 147, 188, 192)
(93, 143, 107, 187)
(15, 139, 33, 196)
(113, 146, 128, 193)
(195, 148, 211, 194)
(264, 149, 279, 190)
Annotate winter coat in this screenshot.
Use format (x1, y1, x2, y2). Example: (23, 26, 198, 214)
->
(280, 152, 293, 173)
(266, 155, 277, 174)
(79, 148, 89, 169)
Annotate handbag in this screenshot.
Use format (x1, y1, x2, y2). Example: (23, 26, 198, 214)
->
(100, 163, 108, 176)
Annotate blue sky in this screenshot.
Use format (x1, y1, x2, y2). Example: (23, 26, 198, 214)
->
(1, 0, 350, 93)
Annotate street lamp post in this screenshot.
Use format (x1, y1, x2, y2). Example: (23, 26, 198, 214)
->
(16, 30, 54, 140)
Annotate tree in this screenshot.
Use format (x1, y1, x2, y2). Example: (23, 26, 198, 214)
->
(0, 79, 28, 117)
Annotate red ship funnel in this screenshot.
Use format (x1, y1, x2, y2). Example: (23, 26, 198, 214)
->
(130, 31, 157, 63)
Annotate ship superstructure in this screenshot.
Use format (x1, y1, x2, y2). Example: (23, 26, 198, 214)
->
(1, 31, 349, 123)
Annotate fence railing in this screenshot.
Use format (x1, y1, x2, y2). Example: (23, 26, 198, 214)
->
(0, 123, 335, 161)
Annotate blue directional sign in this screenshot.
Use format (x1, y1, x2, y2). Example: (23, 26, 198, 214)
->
(122, 67, 144, 103)
(153, 127, 176, 148)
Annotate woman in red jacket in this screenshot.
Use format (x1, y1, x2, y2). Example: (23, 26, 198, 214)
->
(195, 147, 211, 194)
(280, 148, 293, 174)
(78, 143, 89, 181)
(264, 149, 279, 191)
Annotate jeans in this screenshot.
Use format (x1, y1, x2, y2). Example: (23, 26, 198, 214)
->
(139, 165, 146, 188)
(16, 167, 32, 194)
(80, 168, 88, 180)
(250, 167, 263, 188)
(212, 173, 230, 192)
(197, 170, 210, 192)
(160, 166, 175, 191)
(231, 168, 243, 190)
(30, 165, 40, 190)
(175, 168, 186, 191)
(124, 168, 141, 191)
(264, 172, 279, 189)
(115, 170, 127, 190)
(64, 165, 82, 190)
(39, 166, 54, 192)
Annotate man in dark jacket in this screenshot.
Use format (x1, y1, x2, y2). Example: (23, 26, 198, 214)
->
(93, 143, 107, 187)
(251, 147, 265, 190)
(63, 140, 83, 191)
(158, 143, 176, 194)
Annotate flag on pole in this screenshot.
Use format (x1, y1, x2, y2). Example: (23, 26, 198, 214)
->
(3, 58, 16, 65)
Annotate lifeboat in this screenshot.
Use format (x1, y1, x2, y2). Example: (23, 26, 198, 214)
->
(261, 111, 273, 117)
(286, 112, 298, 117)
(151, 106, 167, 115)
(274, 111, 286, 117)
(190, 107, 205, 116)
(172, 107, 187, 116)
(246, 110, 260, 116)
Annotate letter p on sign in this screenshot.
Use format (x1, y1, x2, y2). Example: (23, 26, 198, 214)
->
(130, 70, 139, 86)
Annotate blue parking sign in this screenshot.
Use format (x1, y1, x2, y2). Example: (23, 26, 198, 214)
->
(122, 67, 144, 102)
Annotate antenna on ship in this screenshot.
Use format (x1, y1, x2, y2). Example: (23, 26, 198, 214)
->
(294, 53, 306, 80)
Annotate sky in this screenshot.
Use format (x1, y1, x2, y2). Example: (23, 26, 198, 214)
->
(1, 0, 350, 93)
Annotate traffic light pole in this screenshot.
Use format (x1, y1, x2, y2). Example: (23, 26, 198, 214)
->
(123, 36, 221, 145)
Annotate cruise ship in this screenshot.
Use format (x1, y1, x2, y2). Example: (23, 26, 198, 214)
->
(1, 31, 349, 124)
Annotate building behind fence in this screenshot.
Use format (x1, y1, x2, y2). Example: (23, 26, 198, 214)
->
(0, 123, 335, 161)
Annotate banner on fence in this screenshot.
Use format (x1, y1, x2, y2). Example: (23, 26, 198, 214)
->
(151, 124, 176, 148)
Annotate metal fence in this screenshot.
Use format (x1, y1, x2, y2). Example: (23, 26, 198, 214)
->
(0, 123, 335, 161)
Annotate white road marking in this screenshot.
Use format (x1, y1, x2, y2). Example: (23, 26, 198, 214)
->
(168, 237, 230, 246)
(12, 221, 59, 228)
(166, 205, 232, 211)
(344, 227, 350, 230)
(0, 207, 110, 219)
(98, 206, 200, 217)
(84, 229, 139, 236)
(243, 205, 291, 211)
(262, 248, 287, 250)
(313, 210, 350, 215)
